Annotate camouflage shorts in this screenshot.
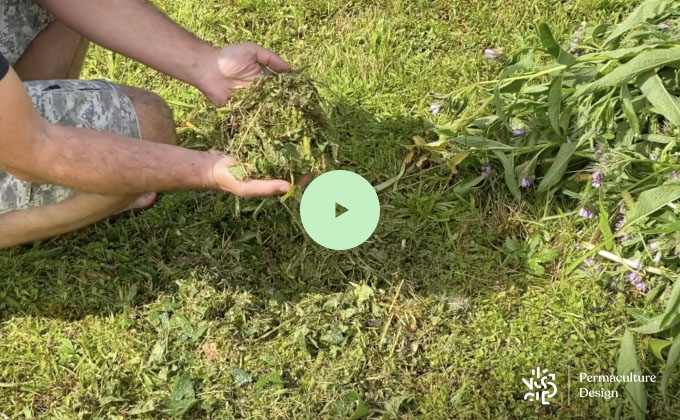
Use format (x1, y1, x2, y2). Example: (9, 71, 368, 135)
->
(0, 80, 142, 216)
(0, 0, 53, 65)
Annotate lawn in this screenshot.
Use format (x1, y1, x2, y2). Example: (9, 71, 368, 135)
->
(2, 0, 679, 418)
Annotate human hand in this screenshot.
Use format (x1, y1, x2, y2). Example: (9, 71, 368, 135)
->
(208, 151, 291, 197)
(196, 42, 291, 106)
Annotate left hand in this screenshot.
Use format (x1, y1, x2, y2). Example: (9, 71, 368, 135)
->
(196, 42, 291, 106)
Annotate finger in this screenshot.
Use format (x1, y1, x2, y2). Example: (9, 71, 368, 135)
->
(234, 179, 291, 198)
(254, 45, 292, 73)
(208, 149, 226, 157)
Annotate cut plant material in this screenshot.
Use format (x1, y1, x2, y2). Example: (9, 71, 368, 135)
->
(423, 1, 680, 415)
(218, 69, 337, 183)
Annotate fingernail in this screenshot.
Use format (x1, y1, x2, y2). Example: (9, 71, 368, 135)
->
(279, 184, 290, 193)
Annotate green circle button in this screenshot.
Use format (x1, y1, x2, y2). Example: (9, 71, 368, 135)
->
(300, 170, 380, 250)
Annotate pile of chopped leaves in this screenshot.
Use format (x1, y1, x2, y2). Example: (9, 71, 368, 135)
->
(421, 0, 680, 415)
(218, 69, 336, 182)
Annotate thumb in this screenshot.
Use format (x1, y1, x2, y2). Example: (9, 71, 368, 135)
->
(233, 179, 291, 197)
(254, 45, 292, 73)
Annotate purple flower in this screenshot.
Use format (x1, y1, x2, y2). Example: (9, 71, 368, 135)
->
(615, 217, 625, 231)
(512, 128, 528, 137)
(583, 258, 596, 265)
(484, 49, 498, 61)
(520, 176, 534, 188)
(481, 165, 492, 176)
(594, 148, 604, 160)
(670, 171, 680, 181)
(579, 208, 595, 219)
(650, 152, 659, 161)
(626, 271, 649, 293)
(592, 171, 604, 188)
(430, 103, 442, 115)
(660, 22, 671, 30)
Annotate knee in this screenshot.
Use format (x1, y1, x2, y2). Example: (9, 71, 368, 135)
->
(120, 86, 177, 146)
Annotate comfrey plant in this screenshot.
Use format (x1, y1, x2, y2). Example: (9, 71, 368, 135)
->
(415, 1, 680, 413)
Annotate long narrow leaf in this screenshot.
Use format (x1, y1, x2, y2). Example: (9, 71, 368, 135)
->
(625, 185, 680, 228)
(617, 330, 647, 420)
(605, 0, 674, 46)
(493, 150, 521, 200)
(537, 142, 576, 192)
(638, 70, 680, 127)
(621, 84, 641, 136)
(448, 136, 514, 150)
(662, 333, 680, 401)
(548, 75, 563, 136)
(575, 49, 680, 98)
(538, 23, 576, 65)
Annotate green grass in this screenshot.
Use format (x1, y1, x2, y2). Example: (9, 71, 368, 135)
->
(2, 0, 680, 418)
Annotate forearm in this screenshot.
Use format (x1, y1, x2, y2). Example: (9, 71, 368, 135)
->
(35, 0, 215, 86)
(25, 120, 219, 195)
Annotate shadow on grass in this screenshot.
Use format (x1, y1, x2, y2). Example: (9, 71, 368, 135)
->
(0, 99, 529, 322)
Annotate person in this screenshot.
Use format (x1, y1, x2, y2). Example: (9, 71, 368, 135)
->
(0, 0, 295, 249)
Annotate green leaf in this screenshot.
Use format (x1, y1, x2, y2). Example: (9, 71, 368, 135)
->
(662, 333, 680, 400)
(255, 372, 283, 391)
(625, 185, 680, 228)
(604, 0, 675, 46)
(632, 313, 680, 334)
(492, 150, 521, 200)
(448, 136, 513, 150)
(575, 49, 680, 98)
(538, 23, 576, 65)
(548, 75, 563, 136)
(621, 84, 640, 136)
(649, 338, 672, 360)
(163, 373, 197, 417)
(537, 142, 576, 192)
(354, 284, 375, 305)
(661, 282, 680, 329)
(639, 134, 678, 143)
(454, 175, 486, 194)
(637, 70, 680, 127)
(347, 391, 370, 420)
(578, 44, 660, 61)
(599, 203, 614, 251)
(230, 368, 252, 387)
(617, 330, 647, 420)
(384, 395, 412, 418)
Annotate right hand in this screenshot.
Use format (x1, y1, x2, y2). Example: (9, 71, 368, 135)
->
(209, 151, 291, 198)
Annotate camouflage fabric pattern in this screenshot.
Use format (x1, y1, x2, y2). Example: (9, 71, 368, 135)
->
(0, 80, 142, 215)
(0, 0, 53, 64)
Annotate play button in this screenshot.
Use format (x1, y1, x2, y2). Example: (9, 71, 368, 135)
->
(300, 170, 380, 250)
(335, 202, 349, 218)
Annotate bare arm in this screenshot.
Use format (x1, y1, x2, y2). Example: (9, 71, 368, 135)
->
(0, 68, 290, 197)
(35, 0, 291, 104)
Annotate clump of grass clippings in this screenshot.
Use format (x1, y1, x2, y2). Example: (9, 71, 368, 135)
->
(218, 69, 337, 183)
